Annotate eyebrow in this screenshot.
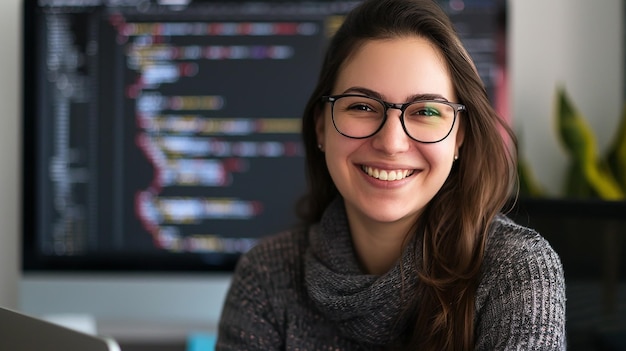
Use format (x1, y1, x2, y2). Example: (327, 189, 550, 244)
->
(341, 86, 449, 102)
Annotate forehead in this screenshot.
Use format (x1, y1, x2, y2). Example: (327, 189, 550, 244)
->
(334, 37, 455, 101)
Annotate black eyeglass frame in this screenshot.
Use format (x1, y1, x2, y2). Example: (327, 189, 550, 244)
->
(322, 94, 466, 144)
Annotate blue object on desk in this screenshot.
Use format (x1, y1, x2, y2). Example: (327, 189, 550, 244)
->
(187, 332, 216, 351)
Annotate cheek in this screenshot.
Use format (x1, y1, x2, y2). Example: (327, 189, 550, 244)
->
(324, 134, 358, 168)
(323, 131, 366, 186)
(420, 140, 457, 169)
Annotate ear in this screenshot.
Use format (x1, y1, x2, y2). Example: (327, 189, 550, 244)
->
(454, 117, 465, 156)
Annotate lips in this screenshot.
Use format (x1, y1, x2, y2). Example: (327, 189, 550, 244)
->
(361, 165, 415, 181)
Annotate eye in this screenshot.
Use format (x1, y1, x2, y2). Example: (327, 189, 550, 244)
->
(338, 96, 383, 115)
(415, 106, 441, 116)
(406, 102, 446, 119)
(348, 102, 376, 112)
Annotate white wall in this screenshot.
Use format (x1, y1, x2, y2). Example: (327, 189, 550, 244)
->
(0, 0, 20, 310)
(0, 0, 623, 339)
(510, 0, 624, 194)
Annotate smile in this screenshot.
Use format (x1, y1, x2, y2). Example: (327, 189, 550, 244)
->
(361, 165, 414, 181)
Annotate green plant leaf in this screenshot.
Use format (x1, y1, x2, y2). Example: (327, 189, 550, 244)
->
(605, 104, 626, 192)
(555, 86, 624, 200)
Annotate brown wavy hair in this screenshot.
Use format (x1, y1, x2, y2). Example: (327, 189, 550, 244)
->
(296, 0, 517, 349)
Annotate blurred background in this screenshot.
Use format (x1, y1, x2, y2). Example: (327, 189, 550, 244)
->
(0, 0, 626, 350)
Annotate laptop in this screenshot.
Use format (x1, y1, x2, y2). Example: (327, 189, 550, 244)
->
(0, 306, 121, 351)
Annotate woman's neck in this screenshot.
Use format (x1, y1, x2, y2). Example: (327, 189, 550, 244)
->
(346, 209, 416, 275)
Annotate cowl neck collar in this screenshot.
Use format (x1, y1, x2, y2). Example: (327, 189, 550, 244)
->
(304, 198, 421, 346)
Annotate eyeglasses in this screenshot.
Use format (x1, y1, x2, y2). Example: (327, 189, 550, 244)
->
(322, 94, 465, 143)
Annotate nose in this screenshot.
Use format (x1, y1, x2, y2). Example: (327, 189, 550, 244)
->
(370, 108, 411, 154)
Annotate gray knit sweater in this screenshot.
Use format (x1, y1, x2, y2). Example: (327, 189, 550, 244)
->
(216, 199, 566, 350)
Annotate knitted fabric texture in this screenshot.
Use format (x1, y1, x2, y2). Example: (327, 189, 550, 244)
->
(216, 198, 566, 350)
(304, 199, 419, 345)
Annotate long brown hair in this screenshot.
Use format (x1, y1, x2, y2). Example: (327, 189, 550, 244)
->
(296, 0, 517, 349)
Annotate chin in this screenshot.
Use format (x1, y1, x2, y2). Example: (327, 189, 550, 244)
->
(361, 202, 423, 225)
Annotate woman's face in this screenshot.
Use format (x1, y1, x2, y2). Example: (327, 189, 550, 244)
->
(316, 36, 464, 230)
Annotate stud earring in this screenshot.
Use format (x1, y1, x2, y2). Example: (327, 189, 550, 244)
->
(454, 154, 459, 161)
(318, 144, 324, 152)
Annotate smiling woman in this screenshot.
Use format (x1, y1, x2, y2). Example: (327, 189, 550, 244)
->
(316, 37, 463, 239)
(216, 0, 566, 350)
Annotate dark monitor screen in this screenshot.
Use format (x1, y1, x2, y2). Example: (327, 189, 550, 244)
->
(22, 0, 504, 272)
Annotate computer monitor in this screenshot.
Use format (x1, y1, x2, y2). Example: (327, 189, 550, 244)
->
(22, 0, 505, 273)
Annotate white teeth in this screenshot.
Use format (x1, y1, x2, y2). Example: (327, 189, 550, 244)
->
(362, 166, 413, 181)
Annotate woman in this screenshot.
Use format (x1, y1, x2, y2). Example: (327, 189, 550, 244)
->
(216, 0, 566, 350)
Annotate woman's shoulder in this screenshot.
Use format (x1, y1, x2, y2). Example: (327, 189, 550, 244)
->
(476, 216, 565, 350)
(480, 214, 564, 285)
(486, 214, 560, 262)
(249, 224, 309, 253)
(235, 224, 310, 274)
(474, 215, 566, 349)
